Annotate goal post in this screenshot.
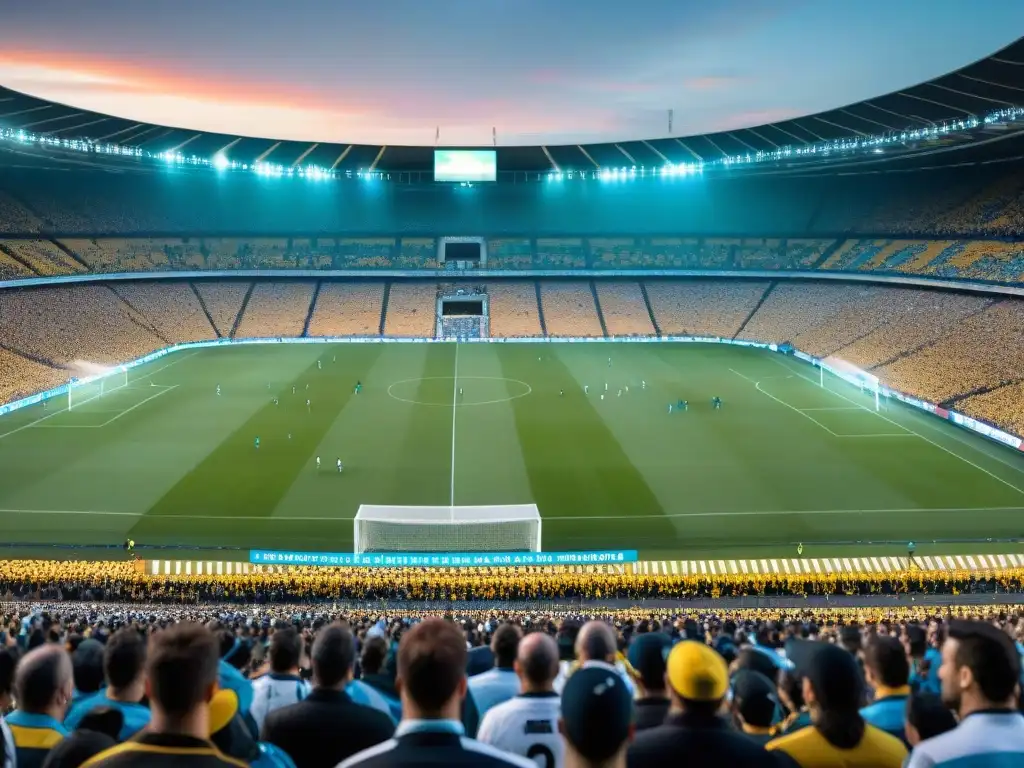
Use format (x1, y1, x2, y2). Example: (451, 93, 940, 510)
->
(820, 356, 881, 411)
(68, 368, 129, 411)
(353, 504, 542, 554)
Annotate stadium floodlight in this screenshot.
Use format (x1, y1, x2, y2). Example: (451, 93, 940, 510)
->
(820, 356, 881, 411)
(353, 504, 541, 554)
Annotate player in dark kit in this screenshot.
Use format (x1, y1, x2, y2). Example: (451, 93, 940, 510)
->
(712, 396, 722, 409)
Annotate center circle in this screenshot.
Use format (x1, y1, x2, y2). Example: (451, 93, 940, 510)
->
(387, 376, 532, 407)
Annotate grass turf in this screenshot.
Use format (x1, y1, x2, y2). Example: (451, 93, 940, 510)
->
(1, 341, 1024, 561)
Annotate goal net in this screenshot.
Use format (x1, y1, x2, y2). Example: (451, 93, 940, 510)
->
(68, 367, 129, 411)
(820, 355, 881, 411)
(354, 504, 542, 554)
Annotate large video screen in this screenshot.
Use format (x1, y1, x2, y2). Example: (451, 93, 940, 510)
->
(434, 150, 497, 182)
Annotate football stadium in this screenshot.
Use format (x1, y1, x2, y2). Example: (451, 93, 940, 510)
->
(3, 9, 1024, 768)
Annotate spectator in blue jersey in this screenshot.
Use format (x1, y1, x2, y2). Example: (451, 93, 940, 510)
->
(250, 628, 309, 733)
(906, 620, 1024, 768)
(6, 645, 72, 768)
(904, 625, 942, 696)
(467, 623, 522, 727)
(359, 636, 401, 722)
(904, 692, 956, 749)
(217, 632, 254, 727)
(70, 641, 105, 712)
(860, 636, 911, 744)
(64, 629, 150, 740)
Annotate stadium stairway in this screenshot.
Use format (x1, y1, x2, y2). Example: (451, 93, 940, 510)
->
(0, 340, 62, 370)
(378, 282, 391, 336)
(51, 239, 91, 271)
(108, 285, 171, 346)
(940, 374, 1024, 409)
(869, 298, 998, 370)
(0, 242, 34, 274)
(190, 282, 221, 338)
(590, 280, 609, 337)
(144, 552, 1024, 578)
(535, 282, 548, 336)
(230, 282, 256, 338)
(733, 281, 777, 340)
(639, 282, 661, 337)
(809, 239, 848, 269)
(302, 280, 322, 337)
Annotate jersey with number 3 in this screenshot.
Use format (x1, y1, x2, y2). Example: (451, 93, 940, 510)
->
(477, 693, 563, 768)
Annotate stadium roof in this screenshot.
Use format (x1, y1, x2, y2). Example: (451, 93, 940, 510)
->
(1, 38, 1023, 178)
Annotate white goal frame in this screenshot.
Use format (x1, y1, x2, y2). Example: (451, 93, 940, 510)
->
(68, 369, 129, 411)
(353, 504, 541, 554)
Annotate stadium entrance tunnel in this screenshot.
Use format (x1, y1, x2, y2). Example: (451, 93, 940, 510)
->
(387, 376, 531, 407)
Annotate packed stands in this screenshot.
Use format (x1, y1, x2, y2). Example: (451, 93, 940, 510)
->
(307, 282, 385, 336)
(0, 348, 65, 404)
(383, 281, 437, 336)
(596, 281, 655, 336)
(0, 246, 33, 281)
(398, 237, 437, 268)
(234, 281, 316, 338)
(486, 238, 533, 269)
(876, 301, 1024, 405)
(0, 285, 164, 366)
(109, 282, 217, 344)
(486, 281, 542, 337)
(932, 172, 1024, 237)
(788, 286, 906, 358)
(540, 282, 603, 337)
(0, 191, 41, 233)
(535, 238, 586, 269)
(194, 281, 250, 337)
(742, 283, 873, 344)
(337, 238, 395, 268)
(60, 238, 169, 273)
(645, 280, 770, 338)
(0, 239, 85, 276)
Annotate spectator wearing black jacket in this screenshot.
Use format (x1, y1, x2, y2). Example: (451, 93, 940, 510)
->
(626, 633, 671, 731)
(261, 624, 394, 768)
(341, 618, 533, 768)
(627, 641, 777, 768)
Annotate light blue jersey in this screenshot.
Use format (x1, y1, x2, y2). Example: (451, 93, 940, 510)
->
(906, 711, 1024, 768)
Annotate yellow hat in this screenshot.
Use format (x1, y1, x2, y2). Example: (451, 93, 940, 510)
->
(666, 641, 728, 701)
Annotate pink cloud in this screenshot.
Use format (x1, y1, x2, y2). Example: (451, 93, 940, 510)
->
(684, 76, 746, 91)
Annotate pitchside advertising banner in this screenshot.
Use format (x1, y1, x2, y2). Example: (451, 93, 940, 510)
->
(2, 336, 1021, 453)
(251, 549, 639, 568)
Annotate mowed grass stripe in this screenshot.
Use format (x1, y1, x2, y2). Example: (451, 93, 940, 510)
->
(498, 345, 675, 550)
(133, 346, 384, 538)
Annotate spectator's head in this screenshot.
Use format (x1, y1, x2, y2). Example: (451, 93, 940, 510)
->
(269, 627, 303, 675)
(730, 670, 777, 734)
(396, 618, 467, 720)
(145, 623, 220, 738)
(905, 692, 957, 747)
(514, 632, 559, 693)
(71, 639, 105, 697)
(360, 635, 389, 676)
(103, 628, 147, 701)
(863, 636, 909, 694)
(560, 665, 634, 768)
(15, 644, 74, 720)
(576, 621, 617, 665)
(776, 667, 805, 714)
(626, 633, 671, 697)
(940, 620, 1021, 716)
(790, 640, 865, 750)
(839, 626, 862, 655)
(665, 641, 729, 717)
(311, 623, 356, 690)
(0, 646, 18, 711)
(491, 623, 522, 670)
(735, 647, 779, 682)
(42, 708, 122, 768)
(903, 625, 928, 660)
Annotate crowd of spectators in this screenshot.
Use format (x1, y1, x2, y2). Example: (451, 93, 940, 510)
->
(645, 280, 769, 338)
(595, 282, 655, 336)
(382, 283, 436, 337)
(234, 283, 315, 339)
(2, 600, 1024, 767)
(540, 283, 603, 337)
(487, 283, 543, 337)
(307, 283, 385, 337)
(7, 560, 1024, 604)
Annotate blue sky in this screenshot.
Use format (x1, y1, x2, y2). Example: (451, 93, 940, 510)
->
(0, 0, 1020, 146)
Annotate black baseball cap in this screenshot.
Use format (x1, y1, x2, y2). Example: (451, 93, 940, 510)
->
(731, 670, 778, 728)
(785, 639, 863, 711)
(561, 664, 633, 761)
(626, 633, 672, 688)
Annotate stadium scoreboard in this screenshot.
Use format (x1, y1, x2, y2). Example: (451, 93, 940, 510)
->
(434, 149, 496, 182)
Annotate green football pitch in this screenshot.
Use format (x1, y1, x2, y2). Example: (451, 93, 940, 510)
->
(1, 341, 1024, 562)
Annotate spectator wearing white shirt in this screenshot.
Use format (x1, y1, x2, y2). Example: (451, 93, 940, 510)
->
(250, 628, 310, 733)
(468, 624, 523, 728)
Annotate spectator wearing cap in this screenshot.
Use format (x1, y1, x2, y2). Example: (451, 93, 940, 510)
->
(627, 641, 777, 768)
(261, 624, 394, 768)
(250, 628, 310, 733)
(80, 623, 247, 767)
(859, 636, 911, 744)
(766, 641, 907, 767)
(340, 618, 533, 768)
(1, 647, 18, 768)
(561, 665, 634, 768)
(467, 624, 523, 728)
(904, 692, 956, 749)
(478, 633, 563, 766)
(625, 633, 671, 731)
(731, 670, 778, 746)
(906, 620, 1024, 768)
(64, 629, 150, 740)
